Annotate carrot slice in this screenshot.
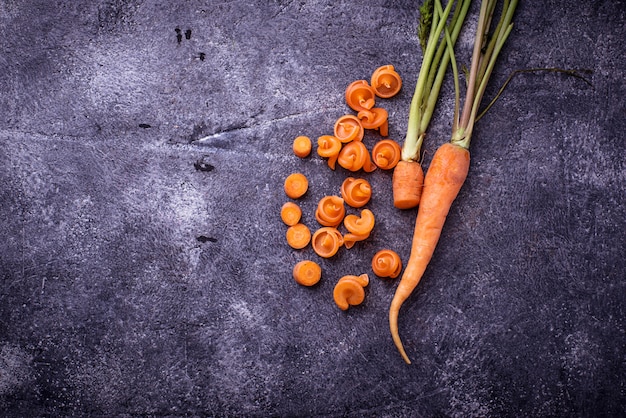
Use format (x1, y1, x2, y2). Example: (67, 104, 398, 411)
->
(357, 107, 388, 137)
(371, 249, 402, 279)
(312, 227, 344, 258)
(315, 195, 345, 227)
(280, 202, 302, 226)
(343, 209, 375, 249)
(370, 65, 402, 98)
(372, 139, 402, 170)
(340, 177, 371, 208)
(333, 115, 364, 143)
(345, 80, 376, 112)
(293, 135, 312, 158)
(337, 141, 376, 173)
(286, 223, 311, 249)
(317, 135, 342, 170)
(293, 260, 322, 286)
(333, 274, 369, 310)
(284, 173, 308, 199)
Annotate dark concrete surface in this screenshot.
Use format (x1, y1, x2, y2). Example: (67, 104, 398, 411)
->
(1, 0, 624, 416)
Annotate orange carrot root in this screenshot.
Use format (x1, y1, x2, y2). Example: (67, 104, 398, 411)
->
(390, 142, 470, 364)
(372, 139, 402, 170)
(284, 172, 309, 199)
(371, 249, 402, 279)
(392, 161, 424, 209)
(293, 260, 322, 286)
(286, 223, 311, 249)
(280, 202, 302, 226)
(333, 274, 369, 310)
(293, 135, 312, 158)
(340, 177, 371, 208)
(371, 65, 402, 98)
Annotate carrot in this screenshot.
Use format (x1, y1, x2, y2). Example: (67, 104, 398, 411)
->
(337, 141, 377, 173)
(343, 209, 375, 249)
(280, 202, 302, 226)
(392, 160, 425, 209)
(293, 260, 322, 286)
(333, 274, 369, 310)
(371, 65, 402, 98)
(340, 177, 371, 208)
(357, 107, 389, 137)
(284, 172, 308, 199)
(286, 223, 311, 249)
(345, 80, 376, 112)
(390, 0, 518, 364)
(372, 139, 402, 170)
(315, 195, 346, 227)
(317, 135, 342, 170)
(372, 249, 402, 279)
(293, 135, 312, 158)
(392, 0, 471, 209)
(312, 227, 344, 258)
(334, 115, 364, 143)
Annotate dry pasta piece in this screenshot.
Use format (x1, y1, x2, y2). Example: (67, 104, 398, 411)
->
(315, 195, 345, 227)
(312, 227, 344, 258)
(357, 107, 389, 137)
(370, 65, 402, 98)
(371, 249, 402, 279)
(343, 209, 375, 249)
(334, 115, 364, 143)
(280, 202, 302, 226)
(345, 80, 376, 112)
(337, 141, 376, 173)
(293, 135, 312, 158)
(286, 223, 311, 249)
(372, 139, 402, 170)
(333, 274, 369, 310)
(340, 177, 371, 208)
(284, 173, 308, 199)
(317, 135, 342, 170)
(293, 260, 322, 286)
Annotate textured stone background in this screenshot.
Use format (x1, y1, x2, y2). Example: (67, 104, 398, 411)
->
(1, 0, 624, 416)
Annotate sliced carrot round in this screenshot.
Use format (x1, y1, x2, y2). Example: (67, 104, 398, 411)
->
(286, 223, 311, 249)
(370, 65, 402, 98)
(312, 227, 344, 258)
(284, 173, 308, 199)
(333, 274, 369, 310)
(293, 135, 312, 158)
(371, 249, 402, 279)
(372, 139, 402, 170)
(337, 141, 376, 173)
(315, 195, 345, 227)
(317, 135, 342, 170)
(333, 115, 364, 143)
(293, 260, 322, 286)
(345, 80, 376, 112)
(280, 202, 302, 226)
(340, 177, 371, 208)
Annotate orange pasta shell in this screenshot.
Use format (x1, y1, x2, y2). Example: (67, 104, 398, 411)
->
(372, 139, 402, 170)
(334, 114, 364, 143)
(312, 227, 344, 258)
(357, 107, 388, 136)
(333, 274, 369, 310)
(317, 135, 342, 170)
(345, 80, 376, 112)
(370, 65, 402, 98)
(315, 195, 345, 227)
(337, 141, 376, 173)
(371, 249, 402, 279)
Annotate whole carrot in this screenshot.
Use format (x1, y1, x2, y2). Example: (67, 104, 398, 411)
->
(390, 142, 469, 364)
(390, 0, 518, 364)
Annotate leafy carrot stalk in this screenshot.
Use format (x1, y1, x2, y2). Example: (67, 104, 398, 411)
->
(392, 0, 471, 209)
(390, 0, 518, 364)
